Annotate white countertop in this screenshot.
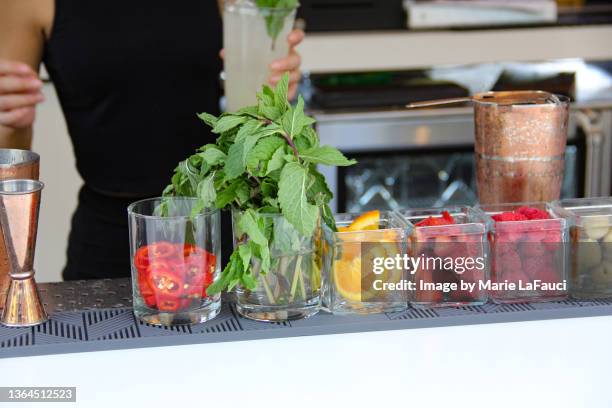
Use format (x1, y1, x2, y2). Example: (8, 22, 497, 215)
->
(3, 315, 611, 408)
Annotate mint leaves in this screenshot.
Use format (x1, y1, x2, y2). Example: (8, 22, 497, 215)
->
(255, 0, 299, 49)
(164, 73, 356, 294)
(278, 162, 319, 237)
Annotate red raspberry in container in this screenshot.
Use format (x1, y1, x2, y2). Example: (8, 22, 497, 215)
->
(523, 254, 554, 280)
(517, 206, 551, 221)
(481, 203, 569, 303)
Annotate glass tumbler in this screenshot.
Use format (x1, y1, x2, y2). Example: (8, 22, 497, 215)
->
(474, 91, 569, 204)
(223, 0, 298, 111)
(233, 210, 323, 322)
(128, 198, 221, 326)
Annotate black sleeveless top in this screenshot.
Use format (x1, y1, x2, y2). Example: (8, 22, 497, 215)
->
(43, 0, 223, 196)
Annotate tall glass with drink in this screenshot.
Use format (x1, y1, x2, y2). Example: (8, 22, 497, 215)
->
(223, 0, 298, 111)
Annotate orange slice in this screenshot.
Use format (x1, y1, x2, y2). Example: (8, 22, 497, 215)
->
(333, 258, 362, 302)
(347, 210, 380, 231)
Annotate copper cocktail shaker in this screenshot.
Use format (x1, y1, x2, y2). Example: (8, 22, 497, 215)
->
(0, 150, 39, 311)
(407, 91, 570, 204)
(0, 179, 47, 326)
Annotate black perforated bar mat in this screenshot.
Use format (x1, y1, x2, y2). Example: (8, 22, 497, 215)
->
(1, 279, 612, 359)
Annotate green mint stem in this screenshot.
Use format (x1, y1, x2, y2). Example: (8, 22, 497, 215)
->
(261, 272, 276, 305)
(282, 132, 300, 159)
(297, 257, 306, 300)
(289, 255, 303, 302)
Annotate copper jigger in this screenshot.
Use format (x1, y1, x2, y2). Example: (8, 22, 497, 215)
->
(0, 149, 39, 311)
(0, 179, 47, 327)
(408, 91, 570, 204)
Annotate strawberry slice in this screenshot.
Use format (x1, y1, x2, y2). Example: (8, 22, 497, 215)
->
(415, 211, 456, 227)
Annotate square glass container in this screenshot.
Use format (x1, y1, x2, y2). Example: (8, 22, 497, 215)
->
(321, 211, 409, 315)
(397, 207, 489, 308)
(477, 202, 569, 304)
(551, 197, 612, 299)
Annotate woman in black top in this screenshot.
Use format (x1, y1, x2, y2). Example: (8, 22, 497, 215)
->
(0, 0, 304, 280)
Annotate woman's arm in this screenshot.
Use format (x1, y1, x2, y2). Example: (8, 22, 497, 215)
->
(0, 0, 50, 149)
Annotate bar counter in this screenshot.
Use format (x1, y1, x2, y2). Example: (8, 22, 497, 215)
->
(1, 279, 611, 407)
(1, 278, 611, 357)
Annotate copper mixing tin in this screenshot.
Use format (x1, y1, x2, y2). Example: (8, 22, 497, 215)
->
(407, 91, 570, 204)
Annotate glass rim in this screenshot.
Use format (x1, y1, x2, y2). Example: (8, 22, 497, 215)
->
(128, 197, 219, 220)
(0, 149, 40, 168)
(0, 179, 44, 195)
(225, 0, 299, 13)
(473, 91, 570, 108)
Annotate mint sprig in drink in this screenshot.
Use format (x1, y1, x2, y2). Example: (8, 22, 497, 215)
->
(223, 0, 298, 111)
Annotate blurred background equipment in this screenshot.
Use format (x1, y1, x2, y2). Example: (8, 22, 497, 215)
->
(404, 0, 558, 29)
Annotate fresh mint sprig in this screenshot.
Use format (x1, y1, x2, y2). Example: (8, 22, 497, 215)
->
(255, 0, 299, 49)
(164, 73, 355, 294)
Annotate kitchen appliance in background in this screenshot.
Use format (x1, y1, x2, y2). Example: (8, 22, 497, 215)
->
(404, 0, 558, 29)
(309, 72, 469, 111)
(297, 0, 405, 31)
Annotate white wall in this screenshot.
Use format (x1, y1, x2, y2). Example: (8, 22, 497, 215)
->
(31, 83, 82, 282)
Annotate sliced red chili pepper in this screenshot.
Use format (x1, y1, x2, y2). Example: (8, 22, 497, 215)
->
(138, 274, 155, 297)
(157, 297, 181, 312)
(182, 243, 207, 258)
(134, 246, 151, 271)
(143, 294, 157, 308)
(135, 241, 176, 270)
(147, 262, 184, 297)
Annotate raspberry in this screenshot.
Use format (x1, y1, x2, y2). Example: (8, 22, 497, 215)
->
(517, 206, 551, 220)
(542, 230, 562, 251)
(415, 211, 455, 227)
(492, 211, 528, 222)
(433, 235, 455, 257)
(505, 269, 531, 285)
(539, 268, 561, 284)
(494, 248, 522, 281)
(522, 254, 554, 280)
(520, 241, 546, 258)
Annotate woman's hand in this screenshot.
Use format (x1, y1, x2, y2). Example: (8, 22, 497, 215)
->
(269, 29, 304, 100)
(0, 60, 44, 129)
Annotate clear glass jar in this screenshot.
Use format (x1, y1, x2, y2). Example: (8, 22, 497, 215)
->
(478, 202, 569, 304)
(322, 212, 409, 315)
(398, 207, 489, 308)
(128, 198, 221, 326)
(233, 211, 323, 322)
(223, 0, 297, 111)
(552, 197, 612, 299)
